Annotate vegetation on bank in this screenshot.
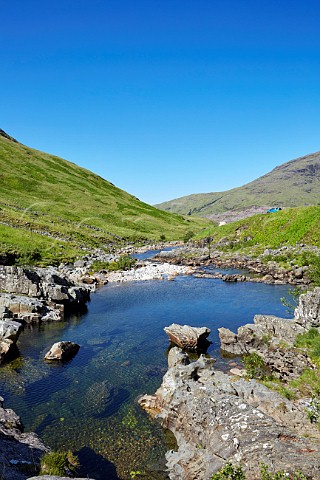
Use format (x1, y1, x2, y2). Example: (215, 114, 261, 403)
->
(211, 462, 307, 480)
(196, 206, 320, 252)
(89, 255, 136, 273)
(0, 132, 211, 265)
(242, 327, 320, 429)
(40, 450, 80, 476)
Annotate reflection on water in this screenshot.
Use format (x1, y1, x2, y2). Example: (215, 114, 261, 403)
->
(0, 274, 291, 479)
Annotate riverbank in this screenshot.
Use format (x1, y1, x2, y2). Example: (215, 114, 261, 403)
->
(152, 244, 315, 286)
(139, 288, 320, 479)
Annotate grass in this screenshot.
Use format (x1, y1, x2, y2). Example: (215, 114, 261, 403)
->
(294, 329, 320, 368)
(195, 206, 320, 254)
(0, 132, 212, 265)
(260, 378, 296, 400)
(288, 328, 320, 428)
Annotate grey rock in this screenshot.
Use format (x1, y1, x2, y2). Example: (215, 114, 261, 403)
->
(139, 348, 320, 480)
(219, 315, 312, 379)
(0, 266, 40, 297)
(164, 324, 211, 351)
(0, 397, 48, 480)
(0, 266, 91, 308)
(0, 320, 22, 342)
(294, 287, 320, 329)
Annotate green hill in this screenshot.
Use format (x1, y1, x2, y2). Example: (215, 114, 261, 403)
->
(156, 151, 320, 218)
(0, 130, 210, 265)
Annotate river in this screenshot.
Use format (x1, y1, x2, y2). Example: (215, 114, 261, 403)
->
(0, 261, 292, 479)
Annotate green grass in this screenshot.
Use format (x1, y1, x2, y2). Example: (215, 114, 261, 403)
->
(0, 132, 212, 264)
(295, 329, 320, 367)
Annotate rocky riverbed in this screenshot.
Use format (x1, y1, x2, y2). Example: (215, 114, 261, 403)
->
(106, 262, 193, 283)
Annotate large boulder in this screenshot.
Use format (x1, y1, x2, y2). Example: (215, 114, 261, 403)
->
(44, 341, 80, 361)
(139, 348, 320, 480)
(164, 323, 211, 352)
(0, 396, 48, 479)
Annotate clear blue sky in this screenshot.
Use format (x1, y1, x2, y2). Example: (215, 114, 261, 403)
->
(1, 0, 320, 204)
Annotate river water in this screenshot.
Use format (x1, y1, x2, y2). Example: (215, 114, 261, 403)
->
(0, 262, 292, 479)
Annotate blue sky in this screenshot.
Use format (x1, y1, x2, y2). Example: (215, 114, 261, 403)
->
(1, 0, 320, 204)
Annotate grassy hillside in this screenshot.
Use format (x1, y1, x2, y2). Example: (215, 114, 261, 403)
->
(0, 130, 210, 265)
(156, 151, 320, 217)
(196, 206, 320, 254)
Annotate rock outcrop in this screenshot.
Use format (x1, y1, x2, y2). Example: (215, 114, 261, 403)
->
(164, 324, 211, 352)
(294, 287, 320, 329)
(0, 396, 48, 480)
(0, 266, 90, 363)
(44, 341, 80, 361)
(219, 289, 320, 380)
(139, 348, 320, 480)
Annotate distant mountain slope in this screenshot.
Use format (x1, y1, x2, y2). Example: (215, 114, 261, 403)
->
(0, 130, 209, 264)
(155, 151, 320, 219)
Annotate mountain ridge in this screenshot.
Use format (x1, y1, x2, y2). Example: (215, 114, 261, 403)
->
(155, 151, 320, 220)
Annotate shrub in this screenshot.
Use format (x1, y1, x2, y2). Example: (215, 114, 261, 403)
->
(211, 463, 246, 479)
(280, 287, 302, 315)
(112, 254, 136, 271)
(242, 352, 266, 379)
(260, 463, 307, 479)
(308, 254, 320, 286)
(295, 328, 320, 365)
(90, 255, 136, 273)
(211, 463, 307, 480)
(183, 230, 195, 243)
(40, 450, 80, 476)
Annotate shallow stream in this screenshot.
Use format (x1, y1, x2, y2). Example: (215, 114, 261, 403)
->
(0, 263, 292, 479)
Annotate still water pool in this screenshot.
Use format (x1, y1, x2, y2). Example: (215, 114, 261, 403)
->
(0, 273, 291, 479)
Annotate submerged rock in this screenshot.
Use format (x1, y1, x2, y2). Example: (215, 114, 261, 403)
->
(164, 323, 211, 352)
(44, 341, 80, 361)
(139, 348, 320, 480)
